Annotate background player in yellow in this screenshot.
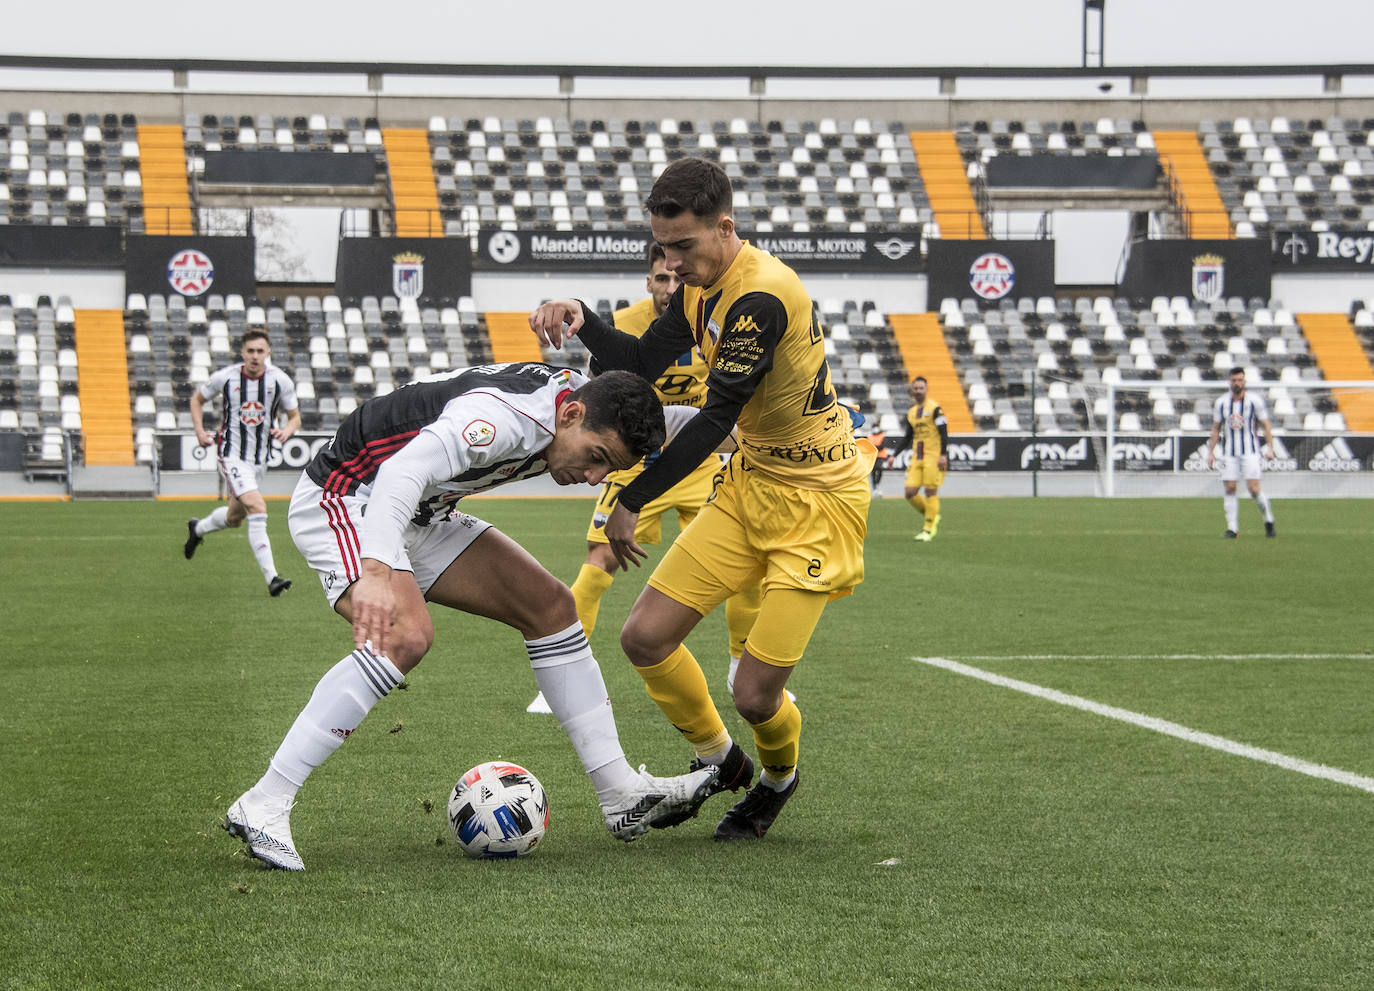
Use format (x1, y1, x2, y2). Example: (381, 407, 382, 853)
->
(530, 157, 875, 841)
(898, 375, 948, 541)
(527, 244, 764, 714)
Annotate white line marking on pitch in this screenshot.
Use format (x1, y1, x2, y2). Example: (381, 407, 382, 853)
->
(915, 656, 1374, 794)
(956, 654, 1373, 662)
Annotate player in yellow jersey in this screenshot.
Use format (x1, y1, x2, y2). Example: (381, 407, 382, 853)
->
(527, 243, 764, 714)
(898, 376, 949, 541)
(531, 157, 876, 841)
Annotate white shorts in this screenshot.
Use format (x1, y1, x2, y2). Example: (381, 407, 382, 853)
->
(219, 456, 266, 498)
(287, 474, 493, 608)
(1218, 453, 1263, 482)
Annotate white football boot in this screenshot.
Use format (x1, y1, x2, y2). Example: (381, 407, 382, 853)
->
(224, 790, 305, 871)
(602, 764, 719, 841)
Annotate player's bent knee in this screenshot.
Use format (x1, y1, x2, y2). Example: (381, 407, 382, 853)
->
(732, 686, 782, 725)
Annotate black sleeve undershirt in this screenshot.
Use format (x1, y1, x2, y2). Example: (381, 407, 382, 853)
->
(610, 291, 788, 513)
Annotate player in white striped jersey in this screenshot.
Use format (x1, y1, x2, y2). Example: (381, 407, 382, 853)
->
(183, 329, 301, 596)
(222, 362, 719, 870)
(1207, 366, 1277, 538)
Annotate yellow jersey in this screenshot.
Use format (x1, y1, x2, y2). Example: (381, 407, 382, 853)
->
(905, 400, 947, 461)
(685, 243, 865, 490)
(612, 297, 710, 409)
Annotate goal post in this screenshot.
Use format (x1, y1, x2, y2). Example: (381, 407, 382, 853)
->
(1084, 378, 1374, 498)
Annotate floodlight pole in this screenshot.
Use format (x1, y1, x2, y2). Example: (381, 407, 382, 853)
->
(1082, 0, 1105, 69)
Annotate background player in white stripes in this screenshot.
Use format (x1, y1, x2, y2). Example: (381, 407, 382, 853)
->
(183, 328, 300, 596)
(1207, 366, 1277, 539)
(222, 363, 718, 871)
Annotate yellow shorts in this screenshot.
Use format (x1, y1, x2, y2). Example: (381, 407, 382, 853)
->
(585, 455, 721, 545)
(649, 450, 873, 617)
(905, 456, 945, 490)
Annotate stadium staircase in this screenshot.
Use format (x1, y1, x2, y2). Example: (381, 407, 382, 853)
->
(1297, 313, 1374, 430)
(1152, 131, 1232, 238)
(382, 129, 441, 237)
(886, 313, 975, 431)
(73, 310, 135, 465)
(908, 131, 986, 239)
(136, 125, 194, 236)
(483, 313, 544, 364)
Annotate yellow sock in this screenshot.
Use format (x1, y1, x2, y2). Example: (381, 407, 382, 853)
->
(925, 494, 940, 527)
(751, 694, 801, 784)
(724, 582, 763, 659)
(570, 563, 614, 636)
(908, 493, 925, 515)
(635, 644, 729, 757)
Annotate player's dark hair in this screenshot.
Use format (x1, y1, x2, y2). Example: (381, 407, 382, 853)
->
(1229, 366, 1245, 376)
(645, 157, 733, 219)
(913, 376, 928, 385)
(647, 241, 665, 269)
(571, 369, 666, 458)
(241, 328, 270, 349)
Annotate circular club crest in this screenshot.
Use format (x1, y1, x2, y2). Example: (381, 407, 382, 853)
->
(167, 249, 214, 296)
(968, 252, 1015, 300)
(239, 400, 266, 426)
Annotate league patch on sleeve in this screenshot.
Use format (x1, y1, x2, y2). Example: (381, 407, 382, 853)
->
(463, 419, 496, 447)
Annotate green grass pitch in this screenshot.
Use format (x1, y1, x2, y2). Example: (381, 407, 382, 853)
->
(1, 495, 1371, 990)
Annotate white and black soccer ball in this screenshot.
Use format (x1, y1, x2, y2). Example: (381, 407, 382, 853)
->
(447, 761, 549, 859)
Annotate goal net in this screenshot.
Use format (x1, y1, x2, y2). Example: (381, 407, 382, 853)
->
(1078, 376, 1374, 498)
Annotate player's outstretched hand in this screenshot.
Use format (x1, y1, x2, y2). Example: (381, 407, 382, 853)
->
(529, 299, 585, 351)
(603, 503, 648, 570)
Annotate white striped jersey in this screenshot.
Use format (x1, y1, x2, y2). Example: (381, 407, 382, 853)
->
(305, 363, 587, 532)
(1212, 390, 1270, 456)
(198, 363, 299, 465)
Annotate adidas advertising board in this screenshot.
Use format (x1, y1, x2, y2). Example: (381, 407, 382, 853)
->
(474, 227, 921, 272)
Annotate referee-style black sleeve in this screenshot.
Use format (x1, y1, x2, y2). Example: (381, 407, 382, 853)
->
(617, 291, 787, 512)
(935, 408, 949, 452)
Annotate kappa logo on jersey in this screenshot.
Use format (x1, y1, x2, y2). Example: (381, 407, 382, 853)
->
(1309, 437, 1363, 471)
(167, 249, 214, 296)
(463, 419, 495, 447)
(239, 400, 266, 426)
(969, 253, 1015, 300)
(731, 315, 761, 337)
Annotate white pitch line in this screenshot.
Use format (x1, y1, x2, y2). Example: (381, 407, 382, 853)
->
(955, 653, 1373, 662)
(916, 656, 1374, 795)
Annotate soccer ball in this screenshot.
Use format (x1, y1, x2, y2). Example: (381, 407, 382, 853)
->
(447, 761, 549, 859)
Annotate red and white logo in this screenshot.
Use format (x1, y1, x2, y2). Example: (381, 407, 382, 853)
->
(239, 400, 266, 426)
(463, 419, 495, 447)
(969, 252, 1015, 300)
(167, 249, 215, 296)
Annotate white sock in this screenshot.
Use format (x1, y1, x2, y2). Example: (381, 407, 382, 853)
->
(246, 512, 279, 582)
(525, 622, 638, 807)
(257, 647, 404, 802)
(1253, 491, 1274, 523)
(760, 768, 797, 791)
(1223, 494, 1239, 532)
(196, 506, 229, 536)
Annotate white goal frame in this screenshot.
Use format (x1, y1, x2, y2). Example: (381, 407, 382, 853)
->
(1098, 378, 1374, 498)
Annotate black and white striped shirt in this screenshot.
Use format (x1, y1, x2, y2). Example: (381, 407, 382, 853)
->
(199, 363, 299, 465)
(1212, 390, 1270, 456)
